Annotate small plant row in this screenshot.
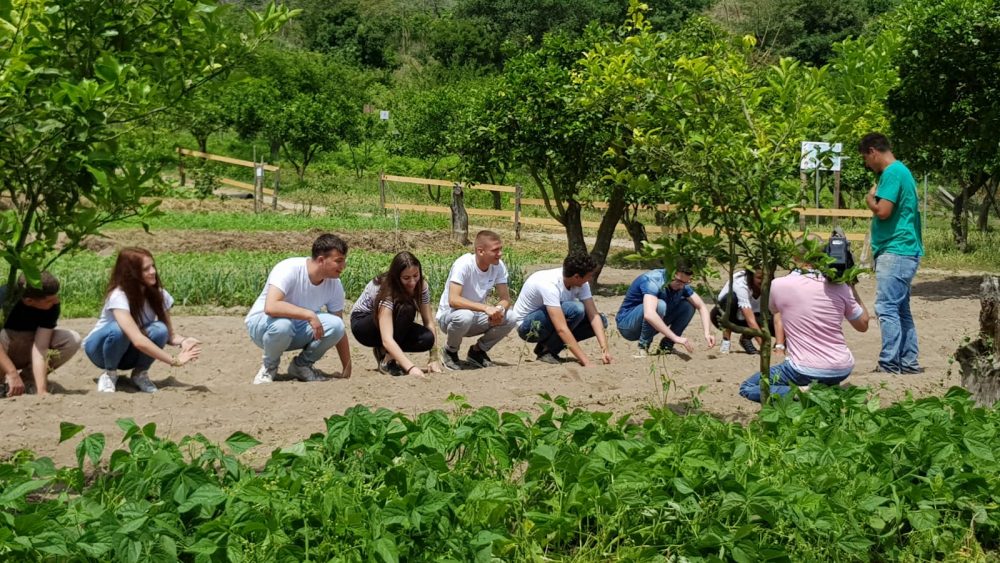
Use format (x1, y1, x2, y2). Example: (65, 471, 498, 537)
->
(15, 250, 527, 319)
(1, 386, 998, 561)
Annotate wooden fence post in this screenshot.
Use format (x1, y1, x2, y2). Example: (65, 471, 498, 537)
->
(451, 182, 470, 245)
(833, 170, 842, 229)
(271, 167, 279, 210)
(379, 172, 386, 215)
(514, 184, 522, 241)
(253, 162, 264, 214)
(799, 171, 808, 231)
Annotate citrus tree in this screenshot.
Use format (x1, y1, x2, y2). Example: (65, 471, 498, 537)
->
(580, 4, 838, 400)
(0, 0, 295, 299)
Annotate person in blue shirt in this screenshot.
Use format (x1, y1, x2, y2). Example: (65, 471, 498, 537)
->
(615, 259, 717, 356)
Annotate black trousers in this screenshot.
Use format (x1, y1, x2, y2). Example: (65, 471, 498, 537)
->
(710, 293, 774, 334)
(350, 309, 434, 352)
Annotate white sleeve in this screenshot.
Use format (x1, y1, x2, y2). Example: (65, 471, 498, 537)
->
(540, 282, 562, 309)
(448, 258, 470, 287)
(733, 275, 753, 310)
(106, 288, 130, 311)
(162, 289, 175, 310)
(327, 281, 345, 314)
(266, 261, 296, 295)
(578, 282, 593, 301)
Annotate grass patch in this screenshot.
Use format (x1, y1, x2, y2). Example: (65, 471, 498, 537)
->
(27, 249, 529, 318)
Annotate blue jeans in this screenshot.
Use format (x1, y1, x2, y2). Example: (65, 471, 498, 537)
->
(616, 298, 694, 349)
(517, 302, 608, 355)
(246, 312, 345, 371)
(874, 253, 920, 372)
(739, 360, 849, 403)
(85, 321, 168, 372)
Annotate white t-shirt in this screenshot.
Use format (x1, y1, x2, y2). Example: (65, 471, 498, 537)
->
(717, 269, 760, 320)
(245, 257, 345, 320)
(85, 287, 174, 342)
(509, 267, 592, 327)
(436, 253, 508, 321)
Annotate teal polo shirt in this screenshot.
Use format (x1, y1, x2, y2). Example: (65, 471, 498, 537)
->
(872, 161, 924, 258)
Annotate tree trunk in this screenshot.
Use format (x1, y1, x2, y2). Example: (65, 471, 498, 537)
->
(564, 200, 587, 256)
(588, 191, 629, 285)
(623, 217, 647, 252)
(957, 275, 1000, 407)
(196, 135, 208, 153)
(978, 182, 996, 232)
(492, 190, 502, 210)
(269, 139, 280, 165)
(450, 183, 470, 246)
(953, 179, 984, 250)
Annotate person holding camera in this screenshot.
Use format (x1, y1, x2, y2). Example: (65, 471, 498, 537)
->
(738, 237, 871, 403)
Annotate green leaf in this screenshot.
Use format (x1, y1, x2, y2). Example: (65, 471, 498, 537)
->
(178, 484, 227, 513)
(59, 422, 85, 443)
(0, 479, 48, 505)
(185, 538, 218, 555)
(224, 431, 261, 455)
(963, 437, 995, 461)
(372, 537, 399, 563)
(75, 433, 106, 469)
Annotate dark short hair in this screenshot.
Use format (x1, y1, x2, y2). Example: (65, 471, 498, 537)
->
(674, 259, 694, 276)
(563, 253, 598, 278)
(859, 132, 892, 154)
(312, 234, 348, 259)
(18, 271, 60, 299)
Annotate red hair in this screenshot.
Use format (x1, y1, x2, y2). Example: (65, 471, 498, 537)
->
(106, 247, 169, 334)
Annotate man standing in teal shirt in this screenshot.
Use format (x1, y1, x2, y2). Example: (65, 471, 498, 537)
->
(860, 132, 924, 374)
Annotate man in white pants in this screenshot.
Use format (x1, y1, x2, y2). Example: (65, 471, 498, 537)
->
(437, 230, 515, 370)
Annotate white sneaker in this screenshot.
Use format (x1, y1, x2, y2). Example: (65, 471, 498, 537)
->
(252, 365, 276, 385)
(97, 372, 118, 393)
(288, 360, 327, 382)
(719, 340, 731, 354)
(131, 370, 158, 393)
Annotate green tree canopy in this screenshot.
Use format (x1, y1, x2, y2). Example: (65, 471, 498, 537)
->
(885, 0, 1000, 249)
(0, 0, 294, 297)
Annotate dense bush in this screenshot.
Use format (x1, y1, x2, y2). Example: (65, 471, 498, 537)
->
(1, 387, 998, 560)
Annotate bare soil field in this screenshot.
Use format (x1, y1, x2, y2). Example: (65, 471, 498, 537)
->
(0, 221, 986, 467)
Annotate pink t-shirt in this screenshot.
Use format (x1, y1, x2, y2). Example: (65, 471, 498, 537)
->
(769, 271, 864, 373)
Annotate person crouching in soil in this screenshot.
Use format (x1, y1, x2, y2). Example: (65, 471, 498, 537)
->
(351, 251, 443, 377)
(84, 248, 201, 393)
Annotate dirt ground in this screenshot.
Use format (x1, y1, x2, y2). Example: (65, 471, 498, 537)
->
(0, 268, 981, 468)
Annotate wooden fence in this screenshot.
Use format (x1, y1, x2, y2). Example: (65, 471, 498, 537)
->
(378, 172, 871, 243)
(177, 148, 281, 212)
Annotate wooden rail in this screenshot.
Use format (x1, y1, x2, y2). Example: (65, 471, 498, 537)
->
(177, 147, 281, 212)
(177, 148, 279, 171)
(378, 172, 872, 243)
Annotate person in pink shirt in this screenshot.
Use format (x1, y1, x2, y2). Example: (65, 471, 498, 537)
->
(739, 241, 871, 402)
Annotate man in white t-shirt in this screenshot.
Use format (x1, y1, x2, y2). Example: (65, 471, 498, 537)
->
(739, 238, 871, 402)
(245, 234, 352, 384)
(510, 253, 612, 366)
(437, 230, 516, 370)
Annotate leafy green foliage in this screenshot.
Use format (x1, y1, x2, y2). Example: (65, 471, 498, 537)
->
(710, 0, 899, 65)
(225, 47, 377, 181)
(884, 0, 1000, 248)
(2, 387, 1000, 559)
(0, 0, 294, 308)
